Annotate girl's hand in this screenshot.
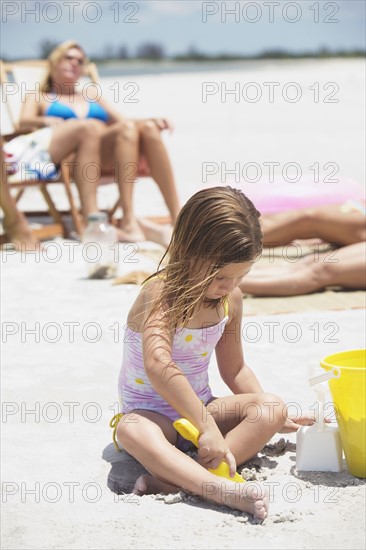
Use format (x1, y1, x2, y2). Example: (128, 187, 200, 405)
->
(279, 414, 318, 433)
(197, 428, 237, 478)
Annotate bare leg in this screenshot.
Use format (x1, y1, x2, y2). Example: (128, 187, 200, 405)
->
(138, 120, 180, 222)
(239, 242, 366, 296)
(137, 218, 173, 248)
(101, 121, 145, 242)
(261, 204, 366, 247)
(208, 393, 286, 466)
(117, 410, 269, 520)
(132, 392, 286, 496)
(101, 119, 179, 242)
(48, 119, 105, 219)
(133, 474, 179, 496)
(0, 145, 38, 250)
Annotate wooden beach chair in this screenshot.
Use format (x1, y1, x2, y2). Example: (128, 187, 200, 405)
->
(0, 59, 163, 242)
(0, 59, 95, 239)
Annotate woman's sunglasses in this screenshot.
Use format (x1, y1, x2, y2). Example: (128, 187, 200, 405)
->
(63, 54, 85, 66)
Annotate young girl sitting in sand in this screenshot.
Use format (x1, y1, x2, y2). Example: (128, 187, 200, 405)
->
(113, 186, 313, 520)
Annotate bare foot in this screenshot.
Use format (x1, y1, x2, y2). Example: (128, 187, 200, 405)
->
(134, 476, 268, 520)
(117, 218, 146, 242)
(133, 474, 180, 496)
(3, 221, 40, 252)
(138, 218, 173, 248)
(209, 481, 269, 521)
(238, 482, 269, 520)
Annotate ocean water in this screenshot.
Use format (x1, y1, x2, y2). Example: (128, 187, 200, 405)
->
(96, 58, 304, 77)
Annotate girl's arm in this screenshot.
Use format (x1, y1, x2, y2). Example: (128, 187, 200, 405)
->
(215, 288, 264, 394)
(141, 282, 233, 472)
(142, 316, 218, 435)
(217, 289, 316, 433)
(143, 323, 235, 472)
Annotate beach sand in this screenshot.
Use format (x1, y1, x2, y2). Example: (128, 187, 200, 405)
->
(1, 59, 365, 549)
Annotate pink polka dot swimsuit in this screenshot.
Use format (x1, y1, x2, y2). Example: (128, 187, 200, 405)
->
(118, 301, 229, 421)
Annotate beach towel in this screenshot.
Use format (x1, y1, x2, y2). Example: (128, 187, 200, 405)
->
(3, 127, 59, 183)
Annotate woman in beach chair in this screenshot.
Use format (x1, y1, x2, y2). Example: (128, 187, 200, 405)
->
(239, 201, 366, 296)
(14, 40, 180, 242)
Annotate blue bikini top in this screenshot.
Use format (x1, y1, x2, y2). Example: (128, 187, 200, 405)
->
(45, 100, 109, 122)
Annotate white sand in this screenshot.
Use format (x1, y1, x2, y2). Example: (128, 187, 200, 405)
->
(2, 60, 365, 549)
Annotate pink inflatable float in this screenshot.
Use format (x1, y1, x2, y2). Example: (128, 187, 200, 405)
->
(205, 176, 364, 214)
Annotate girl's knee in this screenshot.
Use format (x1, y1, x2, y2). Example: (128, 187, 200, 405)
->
(116, 417, 140, 451)
(260, 393, 287, 428)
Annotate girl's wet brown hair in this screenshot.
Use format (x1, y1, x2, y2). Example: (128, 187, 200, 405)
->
(145, 186, 262, 330)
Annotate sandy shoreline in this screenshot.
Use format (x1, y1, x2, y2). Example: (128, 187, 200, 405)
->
(2, 60, 365, 549)
(2, 246, 365, 549)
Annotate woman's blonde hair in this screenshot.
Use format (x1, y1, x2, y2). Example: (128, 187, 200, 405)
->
(146, 186, 262, 330)
(40, 40, 88, 94)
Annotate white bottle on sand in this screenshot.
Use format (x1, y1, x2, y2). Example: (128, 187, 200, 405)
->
(82, 212, 118, 279)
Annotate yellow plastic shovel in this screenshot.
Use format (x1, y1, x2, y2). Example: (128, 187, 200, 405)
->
(173, 418, 245, 483)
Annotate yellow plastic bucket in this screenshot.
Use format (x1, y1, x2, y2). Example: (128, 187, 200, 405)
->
(321, 349, 366, 478)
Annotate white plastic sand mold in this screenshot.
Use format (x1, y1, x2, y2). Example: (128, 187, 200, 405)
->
(296, 366, 343, 473)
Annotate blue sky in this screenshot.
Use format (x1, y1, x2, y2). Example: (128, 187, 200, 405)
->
(1, 0, 365, 59)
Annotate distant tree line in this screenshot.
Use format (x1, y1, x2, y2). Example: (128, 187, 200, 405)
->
(38, 40, 167, 60)
(7, 39, 366, 62)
